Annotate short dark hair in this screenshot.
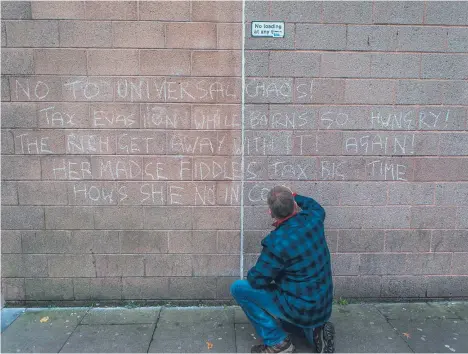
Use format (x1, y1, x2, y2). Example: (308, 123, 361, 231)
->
(267, 186, 295, 219)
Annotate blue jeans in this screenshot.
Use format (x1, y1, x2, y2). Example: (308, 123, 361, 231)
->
(231, 280, 314, 346)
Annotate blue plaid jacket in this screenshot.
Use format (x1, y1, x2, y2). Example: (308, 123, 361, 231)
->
(247, 194, 333, 327)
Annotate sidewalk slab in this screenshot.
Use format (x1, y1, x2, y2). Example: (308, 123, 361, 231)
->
(1, 308, 25, 333)
(376, 302, 459, 321)
(388, 317, 468, 353)
(149, 307, 236, 353)
(61, 324, 155, 353)
(331, 304, 412, 353)
(429, 301, 468, 320)
(81, 307, 161, 325)
(1, 308, 88, 353)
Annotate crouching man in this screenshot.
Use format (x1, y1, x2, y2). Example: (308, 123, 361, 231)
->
(231, 186, 335, 353)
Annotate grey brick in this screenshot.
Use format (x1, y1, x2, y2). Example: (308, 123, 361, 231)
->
(458, 207, 468, 229)
(1, 49, 33, 74)
(62, 76, 113, 102)
(298, 78, 345, 104)
(406, 253, 452, 275)
(268, 156, 317, 180)
(397, 26, 447, 52)
(432, 230, 468, 252)
(1, 230, 23, 253)
(245, 78, 293, 104)
(338, 230, 384, 253)
(85, 1, 137, 20)
(216, 277, 236, 300)
(447, 28, 468, 52)
(88, 49, 139, 76)
(45, 206, 94, 229)
(31, 1, 85, 19)
(321, 53, 371, 78)
(323, 1, 372, 24)
(243, 230, 265, 253)
(59, 20, 112, 47)
(168, 230, 216, 254)
(271, 1, 321, 23)
(2, 181, 18, 205)
(296, 24, 346, 50)
(48, 255, 96, 277)
(325, 206, 363, 229)
(18, 181, 67, 205)
(25, 278, 74, 300)
(122, 277, 169, 300)
(427, 276, 468, 297)
(444, 81, 468, 105)
(2, 103, 36, 128)
(340, 182, 387, 205)
(413, 158, 468, 182)
(113, 21, 164, 48)
(1, 129, 14, 154)
(192, 255, 239, 276)
(385, 230, 431, 253)
(144, 207, 192, 230)
(270, 52, 320, 78)
(218, 231, 240, 254)
(120, 231, 168, 253)
(2, 254, 47, 277)
(22, 230, 71, 253)
(2, 206, 44, 229)
(436, 183, 468, 206)
(370, 54, 420, 79)
(94, 206, 144, 230)
(326, 230, 338, 253)
(245, 0, 269, 22)
(169, 278, 217, 300)
(193, 206, 240, 230)
(439, 133, 468, 156)
(96, 255, 144, 277)
(388, 183, 434, 205)
(410, 206, 458, 229)
(244, 206, 271, 230)
(397, 80, 444, 105)
(6, 20, 58, 47)
(145, 254, 192, 276)
(345, 80, 394, 104)
(381, 276, 427, 298)
(71, 231, 120, 254)
(34, 49, 86, 75)
(332, 254, 360, 275)
(373, 1, 424, 24)
(293, 181, 341, 206)
(363, 206, 410, 229)
(2, 156, 41, 180)
(74, 278, 122, 300)
(360, 254, 407, 275)
(334, 276, 381, 298)
(425, 1, 468, 25)
(2, 278, 25, 301)
(2, 21, 6, 46)
(1, 75, 10, 101)
(452, 253, 468, 274)
(347, 25, 398, 51)
(421, 54, 468, 80)
(10, 76, 63, 101)
(1, 1, 31, 19)
(418, 107, 466, 131)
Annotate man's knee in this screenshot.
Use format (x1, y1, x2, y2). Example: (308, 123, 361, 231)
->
(230, 279, 250, 299)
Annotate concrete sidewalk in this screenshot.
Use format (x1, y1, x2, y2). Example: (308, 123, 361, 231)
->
(1, 302, 467, 353)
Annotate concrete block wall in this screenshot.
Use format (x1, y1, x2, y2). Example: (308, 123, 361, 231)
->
(1, 1, 467, 304)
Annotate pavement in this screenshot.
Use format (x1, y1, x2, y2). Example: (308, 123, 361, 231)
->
(1, 302, 467, 353)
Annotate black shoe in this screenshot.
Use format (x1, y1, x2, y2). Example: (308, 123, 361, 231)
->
(313, 322, 335, 353)
(251, 336, 295, 353)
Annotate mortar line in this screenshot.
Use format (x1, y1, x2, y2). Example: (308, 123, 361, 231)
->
(240, 0, 246, 280)
(57, 307, 91, 353)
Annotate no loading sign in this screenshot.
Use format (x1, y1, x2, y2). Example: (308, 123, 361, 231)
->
(251, 21, 285, 38)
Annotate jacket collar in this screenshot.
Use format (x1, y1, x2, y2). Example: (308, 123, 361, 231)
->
(272, 211, 298, 228)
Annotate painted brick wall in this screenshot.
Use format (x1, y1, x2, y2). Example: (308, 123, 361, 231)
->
(1, 1, 467, 304)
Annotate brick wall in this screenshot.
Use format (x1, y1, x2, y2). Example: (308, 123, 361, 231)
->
(1, 1, 467, 304)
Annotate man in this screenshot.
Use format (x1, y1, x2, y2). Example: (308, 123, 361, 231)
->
(231, 186, 335, 353)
